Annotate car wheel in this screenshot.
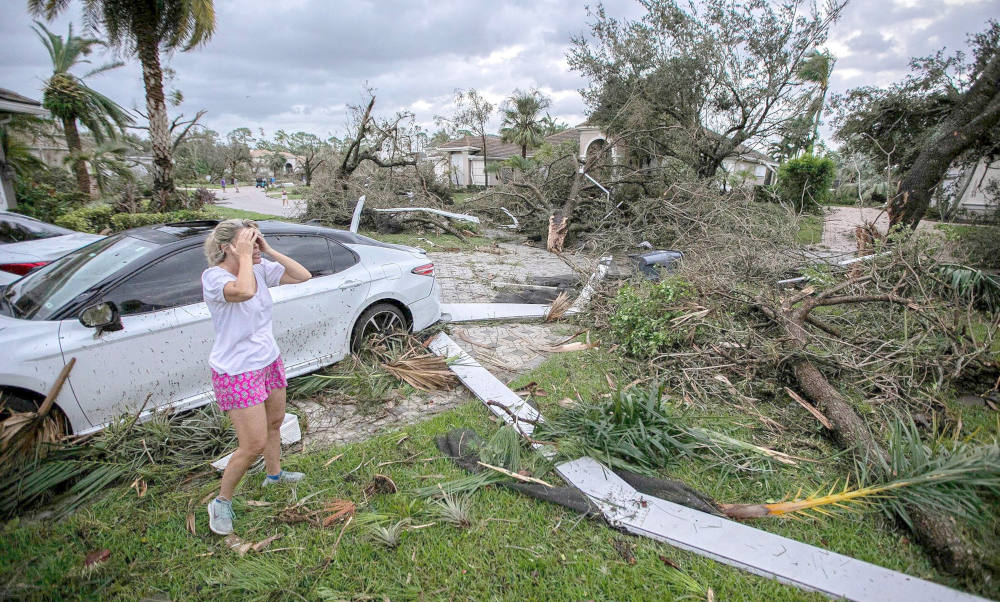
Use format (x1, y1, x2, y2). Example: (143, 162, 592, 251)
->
(350, 302, 408, 353)
(1, 388, 41, 414)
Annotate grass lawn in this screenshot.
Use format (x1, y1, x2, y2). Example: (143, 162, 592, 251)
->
(3, 346, 993, 600)
(358, 229, 493, 252)
(204, 206, 294, 222)
(795, 214, 824, 245)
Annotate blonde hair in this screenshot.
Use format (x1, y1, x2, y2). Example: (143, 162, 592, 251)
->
(204, 218, 258, 265)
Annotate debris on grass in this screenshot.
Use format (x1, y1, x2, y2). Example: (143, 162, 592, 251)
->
(366, 519, 409, 548)
(0, 357, 75, 467)
(545, 291, 572, 322)
(431, 492, 473, 528)
(83, 549, 110, 569)
(363, 474, 398, 497)
(322, 499, 357, 526)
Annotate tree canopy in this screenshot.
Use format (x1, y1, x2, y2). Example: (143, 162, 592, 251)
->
(568, 0, 845, 178)
(499, 89, 552, 159)
(832, 20, 1000, 228)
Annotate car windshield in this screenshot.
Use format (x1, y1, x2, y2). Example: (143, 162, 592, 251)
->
(3, 235, 157, 321)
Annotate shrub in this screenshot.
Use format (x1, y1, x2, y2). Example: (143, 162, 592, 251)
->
(609, 277, 698, 358)
(56, 204, 214, 233)
(12, 168, 88, 223)
(776, 154, 836, 212)
(54, 204, 114, 233)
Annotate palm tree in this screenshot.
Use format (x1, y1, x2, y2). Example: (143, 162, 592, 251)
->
(796, 50, 835, 153)
(32, 21, 131, 197)
(29, 0, 216, 206)
(499, 90, 552, 158)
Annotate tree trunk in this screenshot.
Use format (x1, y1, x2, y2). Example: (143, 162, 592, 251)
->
(772, 300, 982, 577)
(61, 117, 91, 197)
(547, 162, 585, 252)
(135, 27, 176, 209)
(888, 52, 1000, 229)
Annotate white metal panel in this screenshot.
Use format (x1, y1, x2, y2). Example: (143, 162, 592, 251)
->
(556, 457, 985, 602)
(428, 333, 542, 437)
(440, 303, 549, 322)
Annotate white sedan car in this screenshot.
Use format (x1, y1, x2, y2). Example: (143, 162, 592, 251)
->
(0, 219, 440, 435)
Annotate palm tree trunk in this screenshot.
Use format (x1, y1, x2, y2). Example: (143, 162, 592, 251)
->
(61, 117, 91, 197)
(480, 134, 489, 188)
(135, 26, 176, 209)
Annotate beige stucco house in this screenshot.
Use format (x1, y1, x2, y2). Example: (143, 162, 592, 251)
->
(431, 124, 775, 188)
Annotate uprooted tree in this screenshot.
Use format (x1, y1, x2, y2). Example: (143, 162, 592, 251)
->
(304, 93, 459, 231)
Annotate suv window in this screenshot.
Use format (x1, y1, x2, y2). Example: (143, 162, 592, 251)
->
(104, 246, 206, 315)
(267, 235, 334, 277)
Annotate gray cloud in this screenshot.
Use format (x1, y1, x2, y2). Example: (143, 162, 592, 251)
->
(2, 0, 996, 142)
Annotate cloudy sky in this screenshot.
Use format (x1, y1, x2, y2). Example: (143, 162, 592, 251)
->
(1, 0, 997, 143)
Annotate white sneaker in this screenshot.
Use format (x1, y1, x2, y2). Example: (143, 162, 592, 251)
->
(262, 470, 305, 487)
(207, 497, 234, 535)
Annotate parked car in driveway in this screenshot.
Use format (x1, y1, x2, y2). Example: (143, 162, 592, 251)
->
(0, 211, 105, 284)
(0, 219, 441, 435)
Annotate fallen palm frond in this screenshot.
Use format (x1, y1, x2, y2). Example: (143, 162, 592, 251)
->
(0, 358, 75, 468)
(545, 291, 572, 321)
(381, 352, 456, 392)
(0, 404, 238, 520)
(720, 417, 1000, 523)
(536, 385, 790, 475)
(938, 263, 1000, 311)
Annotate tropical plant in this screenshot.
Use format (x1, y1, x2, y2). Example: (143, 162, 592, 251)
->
(499, 89, 552, 158)
(536, 386, 797, 476)
(721, 417, 1000, 529)
(30, 0, 217, 206)
(64, 139, 135, 195)
(796, 50, 835, 153)
(431, 492, 473, 528)
(32, 20, 132, 196)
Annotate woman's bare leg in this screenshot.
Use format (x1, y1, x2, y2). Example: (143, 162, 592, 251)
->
(262, 387, 287, 476)
(219, 404, 268, 499)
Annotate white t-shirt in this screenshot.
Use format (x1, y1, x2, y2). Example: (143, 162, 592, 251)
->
(202, 258, 286, 375)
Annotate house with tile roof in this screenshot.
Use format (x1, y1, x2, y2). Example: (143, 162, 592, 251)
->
(431, 124, 776, 188)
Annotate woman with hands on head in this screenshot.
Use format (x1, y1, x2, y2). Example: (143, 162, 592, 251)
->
(200, 219, 311, 535)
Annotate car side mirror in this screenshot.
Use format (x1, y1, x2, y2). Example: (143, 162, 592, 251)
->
(79, 301, 123, 332)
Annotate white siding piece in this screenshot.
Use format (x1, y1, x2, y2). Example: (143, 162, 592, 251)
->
(555, 457, 985, 602)
(440, 303, 550, 322)
(371, 207, 480, 224)
(428, 333, 543, 438)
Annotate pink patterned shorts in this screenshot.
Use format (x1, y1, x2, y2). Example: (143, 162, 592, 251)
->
(211, 356, 287, 411)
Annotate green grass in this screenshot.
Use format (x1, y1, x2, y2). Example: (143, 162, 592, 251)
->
(3, 344, 993, 600)
(205, 206, 295, 222)
(795, 214, 824, 245)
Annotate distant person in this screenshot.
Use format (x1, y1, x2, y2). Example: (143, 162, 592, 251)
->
(270, 177, 275, 187)
(233, 178, 239, 192)
(202, 220, 311, 536)
(220, 178, 226, 192)
(281, 188, 289, 208)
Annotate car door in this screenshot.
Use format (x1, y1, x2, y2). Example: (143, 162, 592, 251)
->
(267, 235, 370, 374)
(58, 245, 215, 428)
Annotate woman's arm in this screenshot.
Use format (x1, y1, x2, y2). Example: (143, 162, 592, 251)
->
(258, 233, 311, 284)
(223, 229, 258, 302)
